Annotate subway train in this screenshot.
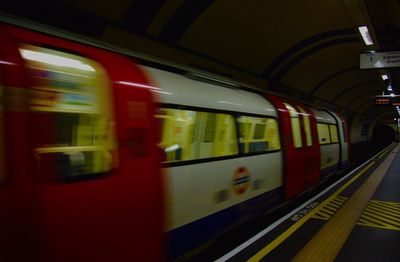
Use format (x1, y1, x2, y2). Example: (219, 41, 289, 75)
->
(0, 22, 349, 261)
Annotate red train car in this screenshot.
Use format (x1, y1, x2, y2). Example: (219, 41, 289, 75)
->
(0, 23, 164, 261)
(0, 20, 350, 261)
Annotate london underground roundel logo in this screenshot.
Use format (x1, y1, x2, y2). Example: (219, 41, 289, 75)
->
(232, 166, 250, 195)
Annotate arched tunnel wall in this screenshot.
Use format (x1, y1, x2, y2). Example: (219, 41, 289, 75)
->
(372, 124, 397, 146)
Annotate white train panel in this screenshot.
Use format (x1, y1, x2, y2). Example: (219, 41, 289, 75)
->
(143, 66, 277, 117)
(165, 152, 283, 230)
(320, 144, 340, 170)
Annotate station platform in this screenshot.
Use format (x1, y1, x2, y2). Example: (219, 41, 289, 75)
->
(216, 143, 400, 262)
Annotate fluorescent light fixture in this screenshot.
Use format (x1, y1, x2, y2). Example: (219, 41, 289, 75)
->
(388, 85, 393, 91)
(20, 49, 95, 72)
(381, 74, 388, 81)
(358, 26, 374, 45)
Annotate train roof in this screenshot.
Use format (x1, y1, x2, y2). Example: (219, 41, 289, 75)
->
(143, 66, 277, 117)
(311, 108, 337, 124)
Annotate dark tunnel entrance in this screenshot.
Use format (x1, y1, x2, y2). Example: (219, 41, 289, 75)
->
(372, 125, 397, 146)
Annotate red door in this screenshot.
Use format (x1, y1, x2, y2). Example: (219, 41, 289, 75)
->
(295, 104, 320, 187)
(2, 24, 164, 261)
(265, 95, 307, 199)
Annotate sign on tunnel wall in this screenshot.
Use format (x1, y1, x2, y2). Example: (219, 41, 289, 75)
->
(360, 51, 400, 69)
(375, 95, 400, 106)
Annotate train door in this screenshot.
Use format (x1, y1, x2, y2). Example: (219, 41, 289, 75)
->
(0, 29, 40, 261)
(7, 24, 163, 262)
(0, 50, 6, 262)
(265, 94, 306, 199)
(340, 116, 349, 167)
(283, 102, 307, 196)
(297, 106, 320, 186)
(0, 80, 4, 184)
(327, 112, 349, 169)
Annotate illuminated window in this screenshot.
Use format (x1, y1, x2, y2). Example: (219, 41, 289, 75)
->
(298, 107, 313, 146)
(329, 124, 339, 143)
(21, 45, 117, 179)
(317, 123, 331, 145)
(203, 114, 216, 142)
(284, 103, 303, 148)
(237, 116, 280, 153)
(156, 108, 237, 163)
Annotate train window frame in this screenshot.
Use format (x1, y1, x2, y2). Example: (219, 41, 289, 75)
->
(237, 115, 281, 155)
(157, 103, 281, 167)
(156, 106, 238, 163)
(20, 44, 118, 181)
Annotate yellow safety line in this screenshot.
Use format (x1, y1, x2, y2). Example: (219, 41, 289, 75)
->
(364, 203, 400, 216)
(368, 200, 400, 210)
(360, 210, 400, 227)
(291, 144, 399, 262)
(247, 161, 375, 262)
(371, 199, 400, 207)
(358, 214, 400, 230)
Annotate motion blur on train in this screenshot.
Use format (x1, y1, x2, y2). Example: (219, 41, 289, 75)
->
(1, 22, 351, 261)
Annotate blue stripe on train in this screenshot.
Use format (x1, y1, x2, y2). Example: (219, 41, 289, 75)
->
(167, 187, 284, 259)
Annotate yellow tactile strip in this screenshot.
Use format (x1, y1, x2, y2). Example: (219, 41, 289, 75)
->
(292, 144, 399, 262)
(313, 198, 400, 231)
(248, 159, 377, 262)
(312, 196, 347, 220)
(358, 200, 400, 231)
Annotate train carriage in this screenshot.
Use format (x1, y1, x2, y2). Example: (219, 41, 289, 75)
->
(0, 23, 163, 261)
(0, 20, 350, 261)
(145, 66, 284, 257)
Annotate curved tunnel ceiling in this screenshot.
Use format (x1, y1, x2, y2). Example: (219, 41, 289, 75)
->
(1, 0, 399, 123)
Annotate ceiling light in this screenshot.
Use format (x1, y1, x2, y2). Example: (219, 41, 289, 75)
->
(358, 26, 374, 46)
(388, 85, 393, 91)
(381, 74, 388, 81)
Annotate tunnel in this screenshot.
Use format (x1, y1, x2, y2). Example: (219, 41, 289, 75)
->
(372, 125, 397, 146)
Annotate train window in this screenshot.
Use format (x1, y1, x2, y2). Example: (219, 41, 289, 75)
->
(156, 108, 237, 163)
(20, 44, 117, 180)
(317, 123, 331, 145)
(237, 116, 280, 153)
(299, 107, 313, 146)
(329, 124, 339, 143)
(203, 113, 216, 142)
(284, 103, 302, 148)
(202, 113, 237, 158)
(298, 107, 313, 146)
